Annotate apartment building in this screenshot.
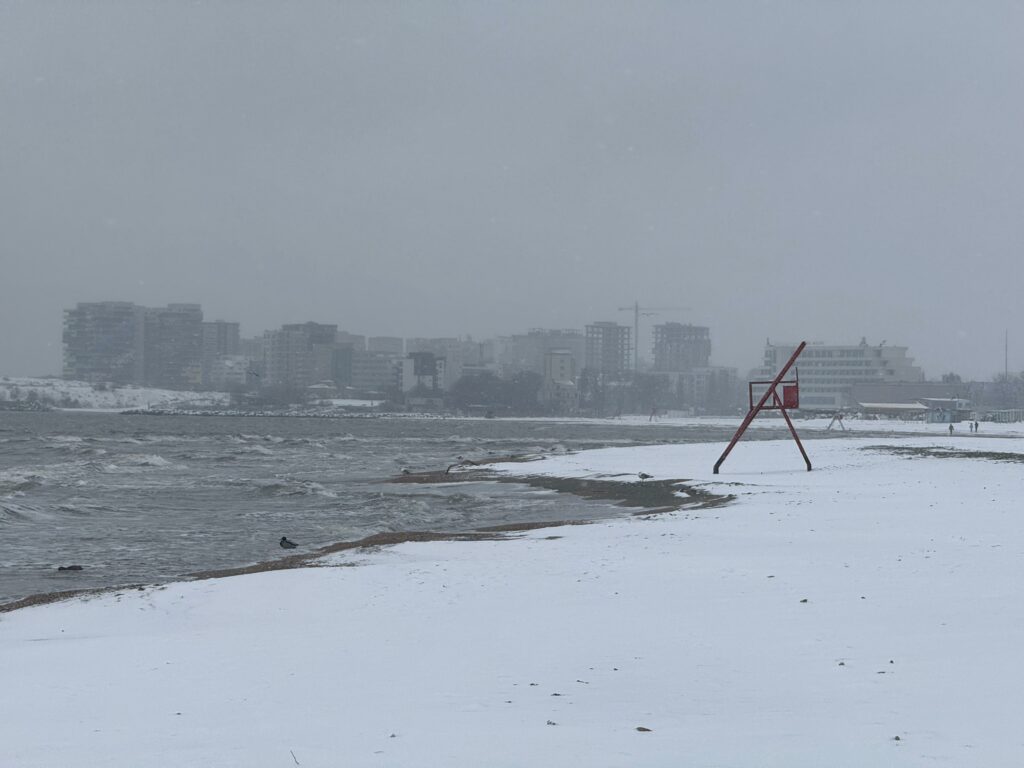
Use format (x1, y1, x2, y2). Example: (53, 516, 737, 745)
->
(652, 323, 711, 371)
(351, 351, 399, 394)
(62, 301, 145, 384)
(584, 322, 631, 376)
(201, 320, 241, 388)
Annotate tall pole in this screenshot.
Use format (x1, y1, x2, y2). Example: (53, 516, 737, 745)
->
(1005, 329, 1009, 381)
(633, 301, 639, 373)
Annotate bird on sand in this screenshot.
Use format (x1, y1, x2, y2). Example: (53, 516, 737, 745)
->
(638, 472, 653, 482)
(279, 536, 298, 549)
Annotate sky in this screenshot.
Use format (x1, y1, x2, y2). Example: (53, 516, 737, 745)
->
(2, 1, 1023, 379)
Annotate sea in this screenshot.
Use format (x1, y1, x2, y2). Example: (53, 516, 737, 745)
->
(0, 411, 753, 605)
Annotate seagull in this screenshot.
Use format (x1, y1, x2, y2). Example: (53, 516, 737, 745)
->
(279, 536, 298, 549)
(638, 472, 653, 482)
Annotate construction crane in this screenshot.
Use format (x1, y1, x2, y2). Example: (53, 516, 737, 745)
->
(617, 301, 690, 372)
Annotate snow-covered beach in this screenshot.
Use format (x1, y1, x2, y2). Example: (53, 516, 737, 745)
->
(3, 431, 1024, 766)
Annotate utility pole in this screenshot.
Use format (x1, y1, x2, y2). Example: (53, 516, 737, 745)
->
(617, 301, 690, 372)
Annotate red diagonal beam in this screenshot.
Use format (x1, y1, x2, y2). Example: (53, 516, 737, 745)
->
(713, 341, 808, 474)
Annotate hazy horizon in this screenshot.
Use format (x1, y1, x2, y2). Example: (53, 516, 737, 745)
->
(4, 2, 1023, 380)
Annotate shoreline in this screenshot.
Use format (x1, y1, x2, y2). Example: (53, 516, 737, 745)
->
(5, 427, 1020, 615)
(0, 465, 732, 614)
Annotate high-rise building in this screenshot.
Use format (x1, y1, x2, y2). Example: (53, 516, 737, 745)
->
(653, 323, 711, 371)
(584, 322, 631, 376)
(201, 321, 241, 388)
(62, 301, 145, 383)
(202, 321, 240, 358)
(263, 323, 338, 390)
(62, 302, 253, 390)
(142, 304, 204, 389)
(263, 328, 313, 390)
(239, 336, 265, 381)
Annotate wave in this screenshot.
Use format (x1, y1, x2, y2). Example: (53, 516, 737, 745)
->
(55, 502, 107, 516)
(236, 445, 274, 456)
(0, 470, 46, 494)
(251, 478, 338, 499)
(112, 454, 175, 468)
(47, 442, 109, 457)
(0, 500, 50, 524)
(99, 454, 180, 473)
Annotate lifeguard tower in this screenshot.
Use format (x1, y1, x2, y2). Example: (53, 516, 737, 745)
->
(714, 340, 811, 474)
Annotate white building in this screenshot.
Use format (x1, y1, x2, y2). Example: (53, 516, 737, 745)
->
(351, 351, 398, 394)
(540, 349, 578, 413)
(756, 338, 924, 411)
(207, 355, 250, 390)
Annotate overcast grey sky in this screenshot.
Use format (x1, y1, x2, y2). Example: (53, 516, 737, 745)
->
(2, 1, 1022, 379)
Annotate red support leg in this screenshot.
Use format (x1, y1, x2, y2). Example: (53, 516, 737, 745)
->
(779, 405, 812, 471)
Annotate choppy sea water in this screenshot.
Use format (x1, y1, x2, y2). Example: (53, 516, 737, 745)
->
(0, 411, 747, 604)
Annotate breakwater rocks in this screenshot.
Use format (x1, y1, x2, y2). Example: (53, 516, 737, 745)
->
(117, 407, 451, 419)
(0, 400, 53, 412)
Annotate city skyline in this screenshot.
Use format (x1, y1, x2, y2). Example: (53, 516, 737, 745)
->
(6, 290, 1017, 381)
(53, 298, 1022, 417)
(54, 297, 952, 381)
(5, 3, 1024, 380)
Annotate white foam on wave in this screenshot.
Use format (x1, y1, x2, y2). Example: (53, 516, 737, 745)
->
(102, 454, 178, 471)
(251, 477, 339, 498)
(241, 445, 274, 456)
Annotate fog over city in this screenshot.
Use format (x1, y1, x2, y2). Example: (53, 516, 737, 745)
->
(3, 1, 1023, 379)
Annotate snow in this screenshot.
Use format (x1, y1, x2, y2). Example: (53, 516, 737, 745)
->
(490, 413, 1024, 439)
(3, 433, 1024, 765)
(319, 398, 380, 408)
(0, 377, 230, 410)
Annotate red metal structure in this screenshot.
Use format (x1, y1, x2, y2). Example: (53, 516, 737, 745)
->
(713, 341, 811, 474)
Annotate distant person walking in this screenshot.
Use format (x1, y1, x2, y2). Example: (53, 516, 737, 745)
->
(948, 423, 954, 435)
(975, 420, 980, 432)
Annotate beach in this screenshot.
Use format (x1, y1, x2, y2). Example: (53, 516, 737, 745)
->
(3, 430, 1024, 766)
